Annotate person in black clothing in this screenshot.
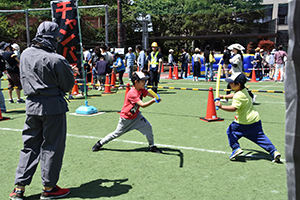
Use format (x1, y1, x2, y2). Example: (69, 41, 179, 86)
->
(203, 45, 214, 82)
(2, 43, 25, 103)
(95, 55, 110, 91)
(219, 46, 231, 79)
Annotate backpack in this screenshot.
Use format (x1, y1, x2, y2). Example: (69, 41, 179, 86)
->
(179, 53, 186, 62)
(4, 59, 15, 72)
(209, 51, 216, 63)
(90, 53, 100, 66)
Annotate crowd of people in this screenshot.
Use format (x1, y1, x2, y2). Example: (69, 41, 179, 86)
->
(0, 38, 288, 115)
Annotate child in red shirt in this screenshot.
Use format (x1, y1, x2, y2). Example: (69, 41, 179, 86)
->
(92, 72, 162, 153)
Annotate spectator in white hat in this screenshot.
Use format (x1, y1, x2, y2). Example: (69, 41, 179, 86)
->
(192, 48, 201, 81)
(11, 43, 20, 59)
(168, 49, 175, 73)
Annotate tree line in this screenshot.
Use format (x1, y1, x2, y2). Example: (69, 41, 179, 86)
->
(0, 0, 267, 56)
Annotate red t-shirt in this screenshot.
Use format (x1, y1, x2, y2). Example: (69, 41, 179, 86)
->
(120, 87, 148, 119)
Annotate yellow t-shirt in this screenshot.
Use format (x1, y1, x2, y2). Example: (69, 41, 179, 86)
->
(232, 88, 260, 124)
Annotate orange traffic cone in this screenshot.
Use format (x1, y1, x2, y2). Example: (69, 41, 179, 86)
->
(249, 69, 258, 83)
(200, 87, 224, 122)
(102, 74, 113, 94)
(168, 66, 173, 79)
(277, 70, 281, 81)
(111, 71, 116, 88)
(187, 64, 191, 76)
(161, 63, 164, 73)
(0, 109, 10, 121)
(173, 65, 176, 76)
(174, 66, 179, 80)
(72, 80, 79, 95)
(118, 83, 131, 113)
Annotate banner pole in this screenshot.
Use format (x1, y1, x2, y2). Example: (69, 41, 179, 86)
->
(75, 0, 98, 115)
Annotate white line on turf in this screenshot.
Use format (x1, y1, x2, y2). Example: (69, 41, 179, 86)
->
(0, 127, 285, 162)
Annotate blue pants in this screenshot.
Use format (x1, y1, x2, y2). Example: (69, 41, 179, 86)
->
(205, 63, 213, 81)
(226, 120, 276, 154)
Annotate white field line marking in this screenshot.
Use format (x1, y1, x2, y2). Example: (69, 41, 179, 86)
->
(0, 127, 285, 162)
(255, 83, 284, 91)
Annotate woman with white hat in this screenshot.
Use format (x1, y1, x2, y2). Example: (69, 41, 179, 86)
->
(266, 49, 276, 80)
(11, 43, 20, 59)
(226, 44, 257, 103)
(168, 49, 175, 73)
(192, 48, 201, 81)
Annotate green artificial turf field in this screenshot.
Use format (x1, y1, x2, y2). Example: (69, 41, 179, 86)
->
(0, 74, 286, 200)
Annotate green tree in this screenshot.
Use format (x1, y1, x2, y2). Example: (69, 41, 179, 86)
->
(136, 0, 266, 53)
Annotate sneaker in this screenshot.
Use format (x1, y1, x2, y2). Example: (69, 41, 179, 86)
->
(229, 147, 243, 160)
(252, 95, 257, 103)
(9, 188, 24, 200)
(40, 185, 70, 200)
(92, 140, 103, 152)
(17, 99, 25, 104)
(272, 151, 281, 163)
(98, 86, 102, 91)
(149, 145, 162, 153)
(9, 99, 14, 103)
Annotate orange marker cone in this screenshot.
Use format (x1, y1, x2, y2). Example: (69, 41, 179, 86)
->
(161, 63, 164, 73)
(111, 71, 116, 88)
(118, 83, 131, 113)
(0, 109, 10, 121)
(168, 66, 173, 79)
(71, 79, 79, 95)
(102, 74, 113, 94)
(173, 65, 176, 76)
(137, 66, 139, 72)
(277, 70, 281, 81)
(200, 87, 224, 122)
(174, 66, 179, 80)
(187, 64, 191, 76)
(249, 69, 258, 83)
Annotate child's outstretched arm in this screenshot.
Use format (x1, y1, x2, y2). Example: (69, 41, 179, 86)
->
(136, 99, 156, 108)
(219, 93, 234, 99)
(215, 101, 237, 112)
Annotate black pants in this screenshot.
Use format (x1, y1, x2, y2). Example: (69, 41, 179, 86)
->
(118, 70, 125, 85)
(149, 70, 158, 93)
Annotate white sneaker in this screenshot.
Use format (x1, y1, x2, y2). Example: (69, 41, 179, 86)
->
(98, 86, 102, 91)
(252, 95, 257, 103)
(220, 99, 228, 103)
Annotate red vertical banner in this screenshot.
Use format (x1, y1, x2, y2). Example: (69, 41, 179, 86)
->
(51, 0, 81, 67)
